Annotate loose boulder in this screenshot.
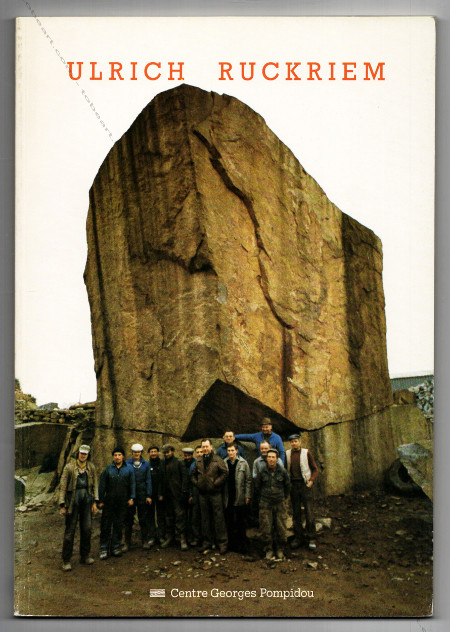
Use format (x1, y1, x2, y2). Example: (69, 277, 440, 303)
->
(397, 441, 433, 501)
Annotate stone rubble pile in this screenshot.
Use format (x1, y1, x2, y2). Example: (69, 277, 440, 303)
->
(14, 379, 37, 422)
(409, 379, 434, 422)
(15, 405, 95, 426)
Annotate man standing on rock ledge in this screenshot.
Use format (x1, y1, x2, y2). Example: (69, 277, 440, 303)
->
(235, 417, 286, 464)
(59, 444, 99, 572)
(98, 447, 135, 559)
(216, 430, 247, 461)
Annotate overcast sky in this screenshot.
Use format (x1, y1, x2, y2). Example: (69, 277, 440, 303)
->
(15, 17, 435, 406)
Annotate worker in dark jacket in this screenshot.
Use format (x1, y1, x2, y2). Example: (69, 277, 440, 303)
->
(160, 445, 188, 551)
(188, 445, 203, 546)
(181, 447, 197, 545)
(223, 443, 251, 552)
(216, 430, 247, 461)
(123, 443, 152, 551)
(147, 445, 166, 546)
(191, 438, 228, 554)
(254, 448, 290, 561)
(98, 447, 136, 559)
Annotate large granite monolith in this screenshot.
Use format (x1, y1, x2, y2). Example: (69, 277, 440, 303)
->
(84, 84, 411, 489)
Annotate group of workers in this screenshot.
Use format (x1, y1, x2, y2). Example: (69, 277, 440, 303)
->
(58, 417, 318, 571)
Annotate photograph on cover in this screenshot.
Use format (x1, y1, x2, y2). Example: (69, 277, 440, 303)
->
(14, 16, 434, 617)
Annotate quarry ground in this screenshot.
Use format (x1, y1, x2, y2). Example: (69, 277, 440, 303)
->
(14, 490, 433, 619)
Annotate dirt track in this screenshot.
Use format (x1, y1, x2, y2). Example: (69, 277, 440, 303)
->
(14, 490, 433, 618)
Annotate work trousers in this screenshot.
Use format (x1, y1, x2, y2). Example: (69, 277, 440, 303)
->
(259, 499, 289, 550)
(164, 492, 186, 537)
(224, 503, 248, 552)
(124, 501, 149, 544)
(62, 500, 92, 563)
(148, 497, 166, 542)
(290, 480, 315, 541)
(199, 491, 228, 547)
(100, 501, 127, 553)
(188, 486, 202, 543)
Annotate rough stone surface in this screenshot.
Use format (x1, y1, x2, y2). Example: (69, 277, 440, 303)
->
(14, 379, 36, 424)
(397, 440, 433, 501)
(393, 389, 416, 405)
(15, 423, 71, 470)
(15, 477, 25, 505)
(15, 407, 95, 426)
(305, 404, 432, 497)
(85, 84, 392, 445)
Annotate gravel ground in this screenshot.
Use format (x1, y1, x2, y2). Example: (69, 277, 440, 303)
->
(14, 490, 433, 618)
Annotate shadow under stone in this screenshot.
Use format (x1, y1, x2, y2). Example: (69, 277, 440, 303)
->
(182, 379, 301, 441)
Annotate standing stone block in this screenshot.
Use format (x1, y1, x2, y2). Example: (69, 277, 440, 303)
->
(84, 84, 392, 445)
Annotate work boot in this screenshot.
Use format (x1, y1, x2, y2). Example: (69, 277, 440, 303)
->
(123, 529, 132, 552)
(62, 562, 72, 572)
(160, 535, 174, 549)
(80, 556, 95, 565)
(275, 548, 285, 560)
(265, 549, 274, 560)
(180, 534, 188, 551)
(198, 541, 211, 552)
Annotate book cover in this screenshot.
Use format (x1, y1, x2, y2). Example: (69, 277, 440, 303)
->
(15, 16, 434, 618)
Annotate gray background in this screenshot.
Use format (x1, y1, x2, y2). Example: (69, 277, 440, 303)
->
(1, 1, 447, 630)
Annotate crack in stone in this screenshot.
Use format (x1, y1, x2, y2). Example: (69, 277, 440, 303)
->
(188, 235, 217, 274)
(306, 403, 394, 433)
(193, 127, 294, 332)
(144, 247, 191, 270)
(257, 262, 294, 330)
(286, 377, 309, 398)
(96, 425, 169, 436)
(359, 237, 381, 253)
(192, 128, 269, 257)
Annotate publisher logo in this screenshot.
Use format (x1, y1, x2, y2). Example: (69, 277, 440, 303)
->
(149, 589, 166, 598)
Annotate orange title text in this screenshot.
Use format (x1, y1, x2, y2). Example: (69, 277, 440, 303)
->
(67, 61, 386, 82)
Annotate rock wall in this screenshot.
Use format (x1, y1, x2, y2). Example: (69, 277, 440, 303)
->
(15, 403, 96, 479)
(15, 422, 71, 470)
(306, 404, 432, 497)
(88, 402, 431, 499)
(85, 84, 392, 450)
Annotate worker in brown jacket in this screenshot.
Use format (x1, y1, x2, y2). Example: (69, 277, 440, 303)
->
(191, 438, 228, 554)
(59, 444, 99, 571)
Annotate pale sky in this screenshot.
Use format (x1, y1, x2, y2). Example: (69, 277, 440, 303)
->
(15, 17, 435, 406)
